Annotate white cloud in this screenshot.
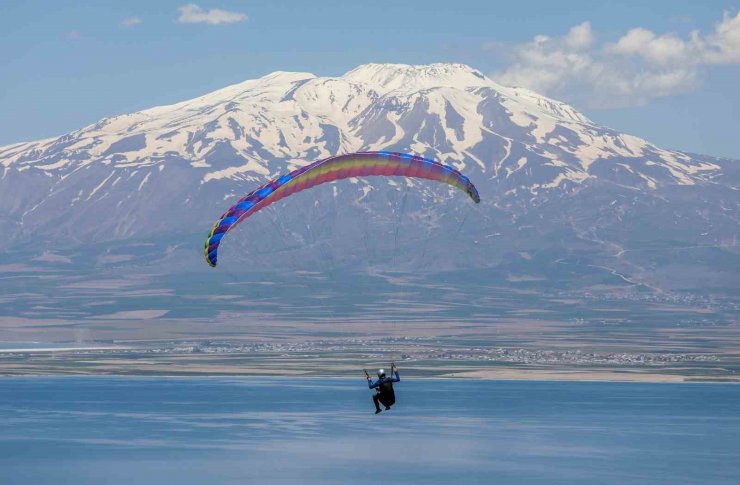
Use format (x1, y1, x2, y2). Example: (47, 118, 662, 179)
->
(121, 17, 142, 28)
(493, 12, 740, 108)
(497, 23, 596, 95)
(66, 30, 82, 40)
(177, 4, 247, 25)
(607, 28, 700, 65)
(563, 21, 595, 50)
(704, 11, 740, 63)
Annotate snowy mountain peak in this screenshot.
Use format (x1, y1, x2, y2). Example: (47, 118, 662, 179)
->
(0, 62, 728, 196)
(502, 86, 591, 124)
(344, 62, 492, 93)
(0, 63, 735, 288)
(141, 70, 317, 118)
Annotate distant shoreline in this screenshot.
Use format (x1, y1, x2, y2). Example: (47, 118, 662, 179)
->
(2, 371, 737, 384)
(2, 338, 737, 384)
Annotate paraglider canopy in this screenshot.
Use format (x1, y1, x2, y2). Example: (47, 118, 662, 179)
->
(204, 151, 480, 267)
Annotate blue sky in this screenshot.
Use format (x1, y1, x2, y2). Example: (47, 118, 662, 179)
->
(1, 1, 738, 158)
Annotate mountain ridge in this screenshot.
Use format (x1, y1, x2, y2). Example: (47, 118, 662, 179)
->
(1, 62, 726, 188)
(0, 62, 737, 294)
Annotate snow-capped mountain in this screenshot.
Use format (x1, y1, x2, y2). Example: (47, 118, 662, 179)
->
(1, 63, 737, 292)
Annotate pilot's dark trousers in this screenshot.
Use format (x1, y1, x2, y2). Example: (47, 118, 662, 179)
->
(373, 391, 395, 411)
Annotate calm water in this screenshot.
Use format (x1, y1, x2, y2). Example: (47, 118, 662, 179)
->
(0, 377, 738, 484)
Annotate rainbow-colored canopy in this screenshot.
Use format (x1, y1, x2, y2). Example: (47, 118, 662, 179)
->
(204, 151, 480, 267)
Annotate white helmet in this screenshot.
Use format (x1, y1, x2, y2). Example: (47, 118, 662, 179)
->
(377, 369, 386, 378)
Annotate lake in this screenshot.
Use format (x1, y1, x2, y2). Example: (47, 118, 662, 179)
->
(1, 377, 738, 484)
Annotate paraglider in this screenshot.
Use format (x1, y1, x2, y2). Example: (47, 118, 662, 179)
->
(366, 363, 400, 414)
(204, 151, 480, 267)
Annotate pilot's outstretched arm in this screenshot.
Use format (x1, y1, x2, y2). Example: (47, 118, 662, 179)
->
(390, 364, 400, 382)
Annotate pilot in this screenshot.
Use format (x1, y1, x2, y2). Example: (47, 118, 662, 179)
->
(367, 363, 400, 414)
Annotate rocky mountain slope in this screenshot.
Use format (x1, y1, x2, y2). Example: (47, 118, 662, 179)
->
(1, 63, 737, 293)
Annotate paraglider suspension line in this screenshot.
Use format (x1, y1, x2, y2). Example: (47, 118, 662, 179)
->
(393, 186, 410, 265)
(455, 206, 472, 238)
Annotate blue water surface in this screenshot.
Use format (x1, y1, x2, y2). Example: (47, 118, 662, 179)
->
(0, 377, 738, 484)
